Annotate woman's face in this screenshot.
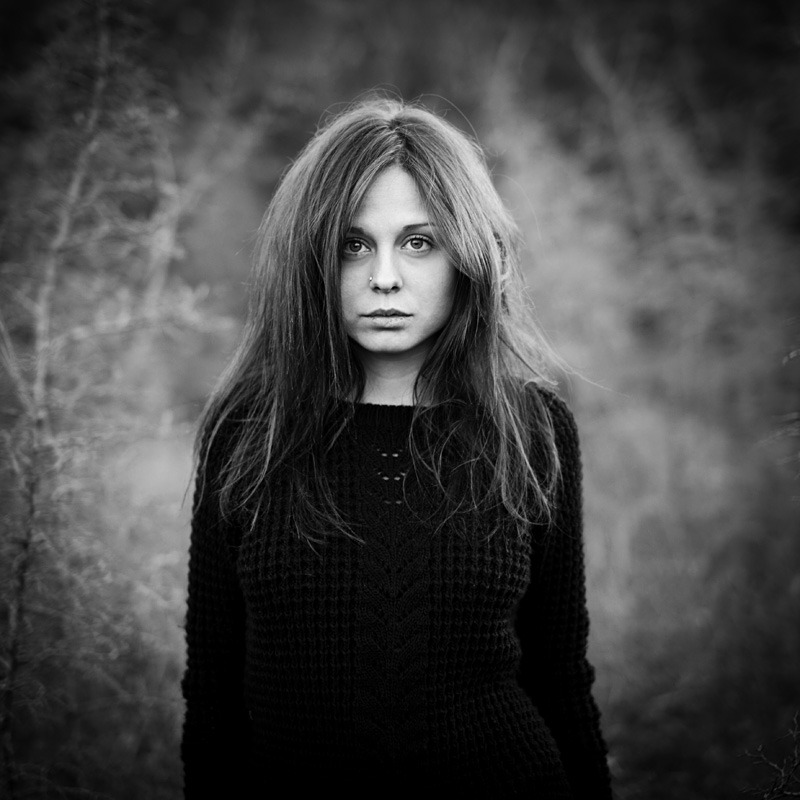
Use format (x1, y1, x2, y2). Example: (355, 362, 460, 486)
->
(340, 165, 456, 371)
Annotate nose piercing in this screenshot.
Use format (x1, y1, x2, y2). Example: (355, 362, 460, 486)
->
(369, 276, 373, 284)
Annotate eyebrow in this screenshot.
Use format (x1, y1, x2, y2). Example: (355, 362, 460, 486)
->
(346, 223, 435, 235)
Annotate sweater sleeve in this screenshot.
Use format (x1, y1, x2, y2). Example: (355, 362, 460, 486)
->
(181, 430, 251, 796)
(516, 392, 612, 799)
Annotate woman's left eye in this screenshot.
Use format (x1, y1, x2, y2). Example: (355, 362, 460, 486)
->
(404, 236, 432, 253)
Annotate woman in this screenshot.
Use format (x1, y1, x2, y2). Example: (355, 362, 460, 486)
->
(182, 98, 612, 798)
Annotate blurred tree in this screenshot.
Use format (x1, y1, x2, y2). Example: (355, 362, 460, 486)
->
(0, 0, 268, 796)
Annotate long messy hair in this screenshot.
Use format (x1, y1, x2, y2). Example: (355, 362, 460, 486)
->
(196, 96, 560, 541)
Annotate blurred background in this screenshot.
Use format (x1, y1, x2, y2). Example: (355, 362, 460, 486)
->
(1, 0, 799, 797)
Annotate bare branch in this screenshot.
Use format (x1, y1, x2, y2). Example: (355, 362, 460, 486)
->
(744, 714, 800, 799)
(1, 5, 111, 797)
(0, 313, 33, 415)
(569, 30, 651, 235)
(32, 0, 109, 430)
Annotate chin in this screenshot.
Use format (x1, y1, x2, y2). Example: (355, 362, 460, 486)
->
(356, 335, 410, 351)
(353, 337, 426, 358)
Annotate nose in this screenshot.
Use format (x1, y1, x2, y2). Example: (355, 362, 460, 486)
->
(371, 247, 402, 293)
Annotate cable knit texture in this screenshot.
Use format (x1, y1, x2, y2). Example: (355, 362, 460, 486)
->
(181, 390, 611, 798)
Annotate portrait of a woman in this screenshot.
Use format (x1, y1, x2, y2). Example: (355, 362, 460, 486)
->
(181, 98, 612, 798)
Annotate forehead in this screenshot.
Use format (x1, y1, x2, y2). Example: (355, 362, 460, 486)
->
(352, 166, 429, 227)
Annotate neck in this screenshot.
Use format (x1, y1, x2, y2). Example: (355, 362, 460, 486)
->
(356, 350, 425, 406)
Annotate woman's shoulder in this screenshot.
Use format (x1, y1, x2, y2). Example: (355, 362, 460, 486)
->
(520, 380, 576, 427)
(520, 380, 580, 463)
(196, 406, 250, 481)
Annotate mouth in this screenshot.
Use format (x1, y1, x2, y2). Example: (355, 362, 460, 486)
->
(362, 309, 411, 318)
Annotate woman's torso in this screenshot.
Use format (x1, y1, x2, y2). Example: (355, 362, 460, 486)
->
(231, 404, 572, 795)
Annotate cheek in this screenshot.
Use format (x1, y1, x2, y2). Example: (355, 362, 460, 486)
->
(434, 265, 457, 317)
(339, 273, 357, 318)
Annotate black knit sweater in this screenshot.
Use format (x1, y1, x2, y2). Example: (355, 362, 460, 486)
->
(181, 391, 611, 798)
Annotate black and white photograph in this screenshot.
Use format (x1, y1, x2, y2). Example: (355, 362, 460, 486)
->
(1, 1, 798, 798)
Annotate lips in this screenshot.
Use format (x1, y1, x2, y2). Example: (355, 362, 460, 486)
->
(362, 309, 411, 317)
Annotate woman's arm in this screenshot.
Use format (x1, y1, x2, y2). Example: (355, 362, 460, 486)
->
(181, 430, 251, 796)
(516, 391, 612, 799)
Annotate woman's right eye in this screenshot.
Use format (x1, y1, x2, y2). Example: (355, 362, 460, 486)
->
(342, 239, 369, 258)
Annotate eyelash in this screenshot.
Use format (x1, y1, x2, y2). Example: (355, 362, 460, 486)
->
(342, 235, 434, 256)
(405, 235, 433, 252)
